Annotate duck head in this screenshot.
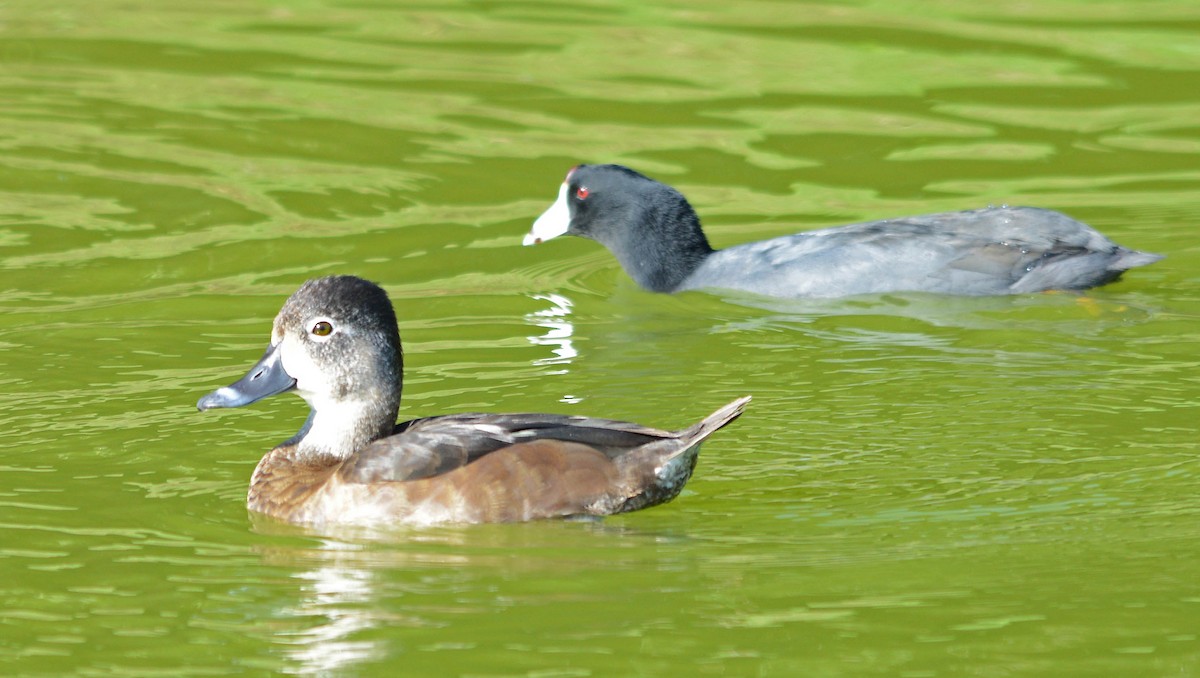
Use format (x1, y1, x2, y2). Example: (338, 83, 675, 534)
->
(197, 276, 403, 460)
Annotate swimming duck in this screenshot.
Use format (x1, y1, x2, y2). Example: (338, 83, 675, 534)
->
(523, 164, 1162, 298)
(196, 275, 749, 527)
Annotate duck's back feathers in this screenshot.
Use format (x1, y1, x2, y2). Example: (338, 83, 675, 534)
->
(340, 412, 673, 485)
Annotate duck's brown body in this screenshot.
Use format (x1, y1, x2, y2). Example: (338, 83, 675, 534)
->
(197, 275, 748, 527)
(246, 403, 746, 527)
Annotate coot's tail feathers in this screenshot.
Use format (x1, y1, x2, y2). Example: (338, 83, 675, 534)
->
(1012, 245, 1162, 293)
(1114, 249, 1164, 271)
(1092, 247, 1164, 289)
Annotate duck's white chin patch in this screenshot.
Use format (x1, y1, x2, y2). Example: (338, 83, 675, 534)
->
(523, 182, 570, 246)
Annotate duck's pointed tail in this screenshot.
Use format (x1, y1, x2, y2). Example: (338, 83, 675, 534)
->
(608, 396, 751, 515)
(678, 395, 751, 447)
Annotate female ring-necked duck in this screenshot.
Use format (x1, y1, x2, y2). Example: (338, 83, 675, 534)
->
(196, 275, 749, 527)
(523, 164, 1162, 298)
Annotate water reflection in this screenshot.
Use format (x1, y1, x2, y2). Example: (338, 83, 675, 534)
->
(283, 560, 384, 675)
(255, 533, 444, 677)
(704, 287, 1162, 352)
(525, 293, 577, 370)
(252, 519, 689, 675)
(523, 293, 585, 404)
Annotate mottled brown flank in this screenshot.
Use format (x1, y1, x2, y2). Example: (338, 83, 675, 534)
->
(247, 449, 340, 524)
(247, 441, 619, 524)
(403, 440, 622, 523)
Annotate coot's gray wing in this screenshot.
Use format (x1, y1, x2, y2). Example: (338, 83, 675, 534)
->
(687, 207, 1160, 297)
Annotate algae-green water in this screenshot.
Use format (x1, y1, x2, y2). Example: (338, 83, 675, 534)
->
(1, 1, 1197, 675)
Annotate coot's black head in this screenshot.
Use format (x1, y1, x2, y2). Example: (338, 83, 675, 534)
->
(524, 164, 713, 292)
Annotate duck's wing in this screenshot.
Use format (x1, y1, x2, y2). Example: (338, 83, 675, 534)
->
(338, 412, 673, 484)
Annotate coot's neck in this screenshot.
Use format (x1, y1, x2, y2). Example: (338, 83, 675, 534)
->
(612, 194, 714, 293)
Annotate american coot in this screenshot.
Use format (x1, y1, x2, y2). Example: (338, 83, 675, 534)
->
(523, 164, 1162, 298)
(196, 275, 749, 527)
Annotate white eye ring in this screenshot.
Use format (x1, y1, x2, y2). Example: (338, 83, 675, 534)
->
(308, 317, 336, 342)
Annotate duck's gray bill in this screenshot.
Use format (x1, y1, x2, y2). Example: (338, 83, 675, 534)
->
(197, 343, 297, 411)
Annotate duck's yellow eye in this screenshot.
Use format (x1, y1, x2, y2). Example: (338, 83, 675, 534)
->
(311, 320, 333, 337)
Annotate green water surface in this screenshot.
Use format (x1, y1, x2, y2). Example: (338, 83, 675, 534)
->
(1, 1, 1198, 675)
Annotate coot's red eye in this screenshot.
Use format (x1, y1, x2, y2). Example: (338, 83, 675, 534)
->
(575, 186, 590, 200)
